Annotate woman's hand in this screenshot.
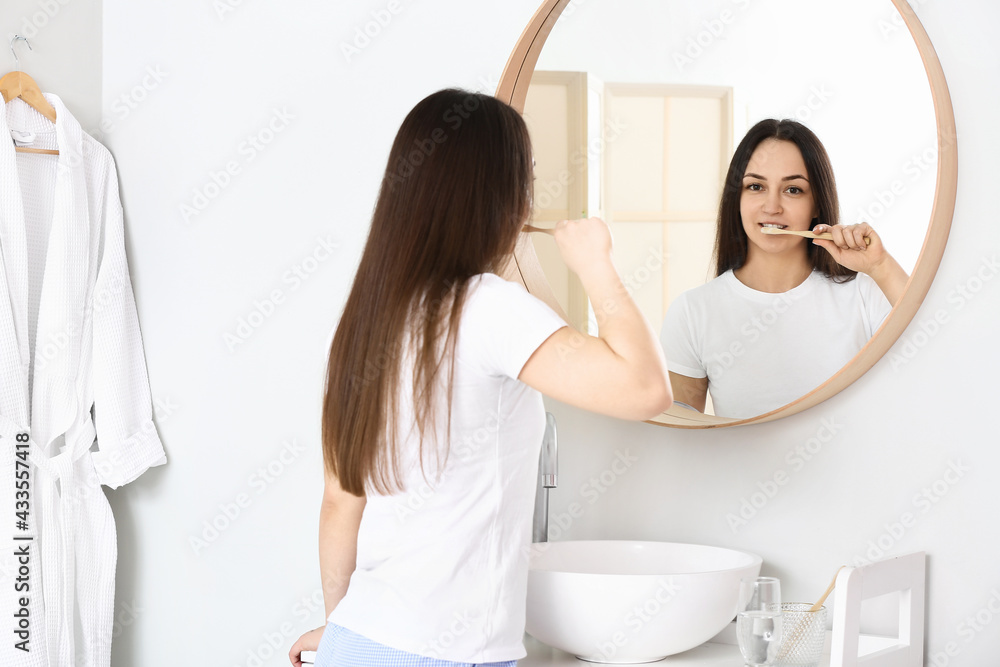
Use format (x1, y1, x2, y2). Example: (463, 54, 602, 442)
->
(812, 222, 909, 305)
(289, 626, 325, 666)
(552, 217, 614, 280)
(811, 223, 888, 275)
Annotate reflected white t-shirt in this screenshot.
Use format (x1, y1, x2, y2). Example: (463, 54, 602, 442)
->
(328, 273, 566, 663)
(660, 270, 891, 419)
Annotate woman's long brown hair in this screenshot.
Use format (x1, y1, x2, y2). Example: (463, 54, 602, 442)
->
(323, 89, 534, 496)
(715, 118, 856, 283)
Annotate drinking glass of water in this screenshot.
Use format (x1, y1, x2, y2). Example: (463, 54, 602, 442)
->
(737, 576, 782, 667)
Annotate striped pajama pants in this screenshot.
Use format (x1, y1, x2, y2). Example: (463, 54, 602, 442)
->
(313, 623, 518, 667)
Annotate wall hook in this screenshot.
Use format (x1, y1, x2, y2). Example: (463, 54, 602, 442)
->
(10, 35, 32, 71)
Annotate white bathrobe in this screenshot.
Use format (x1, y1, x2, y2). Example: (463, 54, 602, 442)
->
(0, 94, 166, 666)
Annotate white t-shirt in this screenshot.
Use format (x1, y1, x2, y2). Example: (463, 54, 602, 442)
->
(328, 273, 567, 663)
(660, 270, 891, 419)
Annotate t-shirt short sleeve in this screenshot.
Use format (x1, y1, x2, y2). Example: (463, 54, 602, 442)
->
(855, 273, 893, 334)
(659, 291, 707, 379)
(460, 273, 567, 379)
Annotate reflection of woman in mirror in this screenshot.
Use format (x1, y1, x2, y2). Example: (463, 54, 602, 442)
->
(660, 119, 909, 419)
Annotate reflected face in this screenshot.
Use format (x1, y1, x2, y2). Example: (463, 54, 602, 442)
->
(740, 139, 818, 255)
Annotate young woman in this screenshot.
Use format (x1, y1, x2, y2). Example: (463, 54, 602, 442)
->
(660, 119, 908, 419)
(289, 89, 671, 667)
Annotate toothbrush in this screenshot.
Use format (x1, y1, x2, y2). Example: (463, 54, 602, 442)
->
(760, 227, 871, 246)
(523, 224, 555, 235)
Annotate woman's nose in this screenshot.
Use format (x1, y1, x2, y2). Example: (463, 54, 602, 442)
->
(762, 191, 782, 215)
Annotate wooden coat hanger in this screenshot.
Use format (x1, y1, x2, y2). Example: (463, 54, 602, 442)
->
(0, 35, 58, 156)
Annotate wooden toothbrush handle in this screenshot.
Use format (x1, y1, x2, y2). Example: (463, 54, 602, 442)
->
(812, 231, 872, 246)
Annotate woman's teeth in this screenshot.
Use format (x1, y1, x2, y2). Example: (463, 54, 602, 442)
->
(760, 223, 786, 229)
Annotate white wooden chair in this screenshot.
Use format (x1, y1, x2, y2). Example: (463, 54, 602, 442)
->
(829, 552, 926, 667)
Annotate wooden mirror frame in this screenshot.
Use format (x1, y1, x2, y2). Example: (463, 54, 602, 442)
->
(496, 0, 958, 428)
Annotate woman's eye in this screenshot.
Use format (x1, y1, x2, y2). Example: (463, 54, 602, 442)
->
(786, 186, 803, 195)
(746, 183, 762, 191)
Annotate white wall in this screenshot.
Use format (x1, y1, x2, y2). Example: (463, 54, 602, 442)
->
(3, 0, 997, 664)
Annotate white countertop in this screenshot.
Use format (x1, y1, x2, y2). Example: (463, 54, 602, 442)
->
(520, 623, 843, 667)
(299, 640, 745, 667)
(303, 626, 897, 666)
(521, 634, 751, 666)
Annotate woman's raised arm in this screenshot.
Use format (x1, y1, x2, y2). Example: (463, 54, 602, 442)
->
(519, 218, 672, 420)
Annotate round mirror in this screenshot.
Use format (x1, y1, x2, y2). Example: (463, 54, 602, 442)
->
(497, 0, 957, 428)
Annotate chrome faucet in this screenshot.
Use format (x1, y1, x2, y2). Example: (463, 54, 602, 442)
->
(532, 412, 558, 543)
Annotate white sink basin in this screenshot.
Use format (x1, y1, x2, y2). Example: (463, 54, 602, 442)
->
(525, 540, 762, 663)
